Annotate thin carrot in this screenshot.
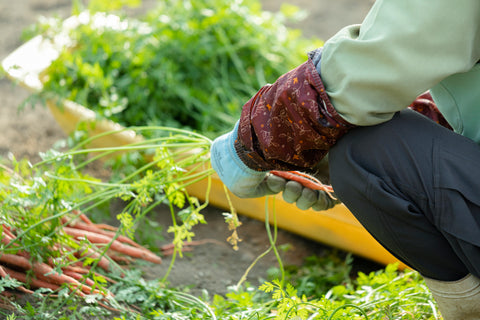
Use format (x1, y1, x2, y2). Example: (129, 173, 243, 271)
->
(2, 266, 60, 292)
(63, 265, 116, 284)
(1, 233, 15, 246)
(64, 227, 162, 264)
(75, 211, 93, 225)
(0, 265, 34, 294)
(270, 170, 336, 199)
(75, 212, 118, 231)
(160, 239, 226, 252)
(162, 247, 193, 257)
(74, 246, 111, 272)
(93, 224, 118, 231)
(63, 265, 90, 275)
(3, 227, 17, 240)
(0, 253, 93, 295)
(107, 253, 133, 264)
(63, 270, 96, 287)
(66, 220, 143, 249)
(62, 270, 109, 297)
(160, 239, 226, 256)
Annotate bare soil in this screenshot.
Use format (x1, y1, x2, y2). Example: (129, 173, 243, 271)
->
(0, 0, 377, 302)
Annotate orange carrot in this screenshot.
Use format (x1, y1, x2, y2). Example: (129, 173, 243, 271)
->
(270, 170, 336, 199)
(66, 220, 143, 249)
(74, 246, 111, 272)
(64, 227, 162, 264)
(2, 265, 60, 293)
(70, 210, 92, 225)
(3, 264, 122, 311)
(0, 265, 34, 294)
(63, 265, 116, 284)
(63, 270, 96, 287)
(63, 265, 90, 275)
(1, 234, 15, 246)
(107, 253, 133, 264)
(3, 227, 16, 240)
(93, 224, 118, 231)
(62, 270, 109, 297)
(161, 247, 193, 257)
(160, 239, 225, 252)
(0, 253, 93, 295)
(75, 212, 118, 231)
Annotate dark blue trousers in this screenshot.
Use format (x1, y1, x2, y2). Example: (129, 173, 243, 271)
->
(329, 109, 480, 281)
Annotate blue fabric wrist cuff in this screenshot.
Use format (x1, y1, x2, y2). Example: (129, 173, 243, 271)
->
(210, 122, 267, 198)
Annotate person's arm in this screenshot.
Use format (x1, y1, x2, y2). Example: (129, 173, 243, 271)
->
(211, 0, 480, 207)
(320, 0, 480, 126)
(211, 55, 351, 209)
(233, 0, 480, 173)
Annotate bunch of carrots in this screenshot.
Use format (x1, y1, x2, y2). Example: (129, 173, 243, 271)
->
(0, 126, 217, 311)
(0, 210, 163, 305)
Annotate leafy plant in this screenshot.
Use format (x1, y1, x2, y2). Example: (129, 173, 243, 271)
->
(0, 126, 217, 315)
(267, 251, 353, 299)
(32, 0, 322, 137)
(0, 131, 440, 319)
(259, 264, 438, 320)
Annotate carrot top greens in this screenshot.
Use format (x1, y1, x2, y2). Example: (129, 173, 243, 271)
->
(34, 0, 322, 137)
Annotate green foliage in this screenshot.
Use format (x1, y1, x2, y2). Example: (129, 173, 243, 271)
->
(259, 263, 437, 320)
(36, 0, 322, 137)
(0, 127, 214, 315)
(328, 264, 437, 320)
(0, 154, 100, 262)
(95, 259, 438, 320)
(0, 274, 25, 293)
(87, 0, 141, 13)
(267, 251, 353, 298)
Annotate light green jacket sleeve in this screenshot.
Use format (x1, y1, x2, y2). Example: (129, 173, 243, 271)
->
(320, 0, 480, 126)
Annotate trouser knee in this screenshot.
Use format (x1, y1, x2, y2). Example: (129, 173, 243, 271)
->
(329, 110, 471, 280)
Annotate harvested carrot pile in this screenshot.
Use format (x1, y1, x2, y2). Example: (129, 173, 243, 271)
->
(0, 210, 162, 300)
(0, 127, 213, 310)
(0, 127, 212, 311)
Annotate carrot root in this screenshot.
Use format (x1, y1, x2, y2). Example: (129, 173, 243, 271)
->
(270, 170, 336, 200)
(64, 227, 162, 264)
(0, 214, 156, 308)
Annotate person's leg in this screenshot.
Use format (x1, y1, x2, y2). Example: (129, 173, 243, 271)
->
(329, 109, 480, 280)
(329, 109, 480, 319)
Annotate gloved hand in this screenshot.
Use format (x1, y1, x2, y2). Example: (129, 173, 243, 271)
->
(211, 124, 338, 211)
(210, 122, 286, 198)
(212, 49, 352, 210)
(288, 155, 339, 211)
(282, 180, 338, 211)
